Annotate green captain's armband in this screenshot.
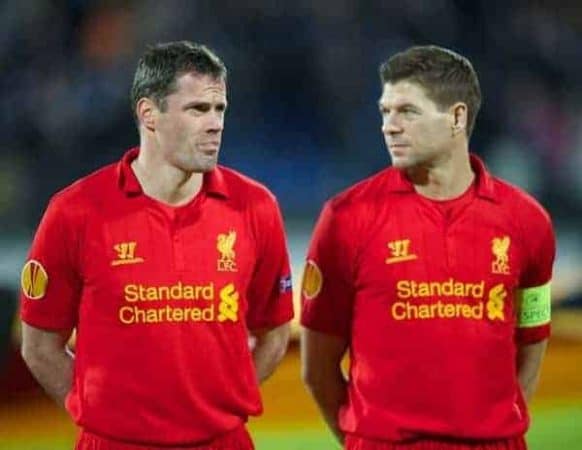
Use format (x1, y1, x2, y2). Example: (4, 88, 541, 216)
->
(516, 282, 551, 327)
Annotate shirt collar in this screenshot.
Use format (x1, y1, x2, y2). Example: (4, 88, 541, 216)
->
(469, 153, 498, 202)
(117, 147, 229, 198)
(383, 153, 498, 202)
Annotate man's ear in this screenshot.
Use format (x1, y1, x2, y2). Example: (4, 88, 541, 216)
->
(449, 102, 468, 136)
(136, 98, 158, 131)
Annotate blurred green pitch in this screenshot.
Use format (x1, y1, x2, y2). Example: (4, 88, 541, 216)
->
(1, 333, 581, 449)
(1, 405, 582, 450)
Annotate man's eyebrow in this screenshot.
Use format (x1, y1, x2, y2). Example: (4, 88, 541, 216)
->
(378, 101, 419, 110)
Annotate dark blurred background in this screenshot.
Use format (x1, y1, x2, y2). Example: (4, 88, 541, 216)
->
(0, 1, 581, 447)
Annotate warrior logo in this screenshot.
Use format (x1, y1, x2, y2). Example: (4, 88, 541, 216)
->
(386, 239, 417, 264)
(112, 241, 144, 266)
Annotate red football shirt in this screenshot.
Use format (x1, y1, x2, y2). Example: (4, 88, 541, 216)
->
(20, 148, 294, 445)
(301, 155, 555, 442)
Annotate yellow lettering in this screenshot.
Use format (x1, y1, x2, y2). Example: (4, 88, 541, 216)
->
(134, 307, 146, 322)
(396, 280, 411, 299)
(118, 305, 217, 325)
(473, 303, 483, 319)
(124, 285, 138, 302)
(392, 302, 406, 320)
(122, 282, 216, 302)
(428, 282, 441, 297)
(172, 307, 184, 321)
(181, 285, 193, 299)
(145, 309, 157, 322)
(388, 300, 487, 321)
(393, 279, 487, 299)
(202, 283, 214, 300)
(406, 301, 418, 319)
(145, 287, 157, 301)
(418, 282, 430, 297)
(119, 306, 134, 323)
(441, 279, 453, 296)
(418, 304, 430, 319)
(202, 305, 214, 320)
(454, 282, 465, 296)
(472, 281, 484, 299)
(461, 304, 472, 318)
(170, 283, 183, 299)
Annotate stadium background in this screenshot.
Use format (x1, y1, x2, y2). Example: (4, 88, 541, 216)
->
(0, 1, 581, 448)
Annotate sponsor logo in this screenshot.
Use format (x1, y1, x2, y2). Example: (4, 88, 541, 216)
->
(491, 236, 510, 274)
(21, 260, 48, 300)
(386, 239, 417, 264)
(111, 241, 144, 266)
(302, 260, 322, 300)
(391, 278, 508, 322)
(217, 230, 238, 272)
(118, 281, 240, 325)
(123, 282, 214, 302)
(486, 283, 506, 320)
(218, 283, 239, 322)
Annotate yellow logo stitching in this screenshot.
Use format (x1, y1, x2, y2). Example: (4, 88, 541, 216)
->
(386, 239, 417, 264)
(217, 230, 238, 272)
(21, 260, 49, 300)
(218, 283, 239, 322)
(491, 236, 510, 274)
(111, 242, 144, 266)
(486, 283, 506, 320)
(302, 260, 323, 300)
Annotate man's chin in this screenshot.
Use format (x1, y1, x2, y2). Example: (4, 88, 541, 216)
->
(197, 164, 218, 173)
(180, 157, 218, 173)
(390, 157, 413, 169)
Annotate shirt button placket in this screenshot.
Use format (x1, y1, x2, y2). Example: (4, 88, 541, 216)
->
(173, 212, 185, 271)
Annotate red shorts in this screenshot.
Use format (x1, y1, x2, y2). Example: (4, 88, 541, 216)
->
(75, 426, 254, 450)
(344, 435, 526, 450)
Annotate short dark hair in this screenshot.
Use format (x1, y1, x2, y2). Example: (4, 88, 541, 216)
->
(379, 45, 482, 137)
(130, 41, 227, 122)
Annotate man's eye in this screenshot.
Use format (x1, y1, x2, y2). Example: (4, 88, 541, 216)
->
(187, 104, 210, 112)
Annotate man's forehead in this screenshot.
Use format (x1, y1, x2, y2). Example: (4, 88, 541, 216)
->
(380, 80, 428, 104)
(174, 72, 227, 94)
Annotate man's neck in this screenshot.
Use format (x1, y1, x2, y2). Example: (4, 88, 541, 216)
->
(132, 148, 203, 207)
(407, 152, 474, 200)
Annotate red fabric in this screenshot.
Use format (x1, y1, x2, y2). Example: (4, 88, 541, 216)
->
(75, 425, 254, 450)
(345, 434, 527, 450)
(301, 154, 555, 442)
(21, 147, 293, 445)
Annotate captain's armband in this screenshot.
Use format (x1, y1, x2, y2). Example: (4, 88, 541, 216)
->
(516, 282, 551, 328)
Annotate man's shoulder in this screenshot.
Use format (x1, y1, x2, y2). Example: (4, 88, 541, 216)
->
(217, 165, 277, 204)
(50, 162, 118, 209)
(327, 166, 396, 213)
(490, 176, 551, 224)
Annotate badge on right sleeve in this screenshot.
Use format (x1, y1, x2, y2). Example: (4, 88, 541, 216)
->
(302, 260, 323, 300)
(516, 282, 551, 327)
(21, 260, 49, 300)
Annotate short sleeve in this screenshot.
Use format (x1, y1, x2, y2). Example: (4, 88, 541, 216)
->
(245, 196, 294, 330)
(20, 197, 81, 330)
(300, 201, 355, 338)
(515, 206, 555, 345)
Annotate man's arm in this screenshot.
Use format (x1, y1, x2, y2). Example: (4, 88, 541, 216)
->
(301, 328, 348, 446)
(21, 322, 74, 408)
(251, 322, 290, 384)
(517, 338, 548, 403)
